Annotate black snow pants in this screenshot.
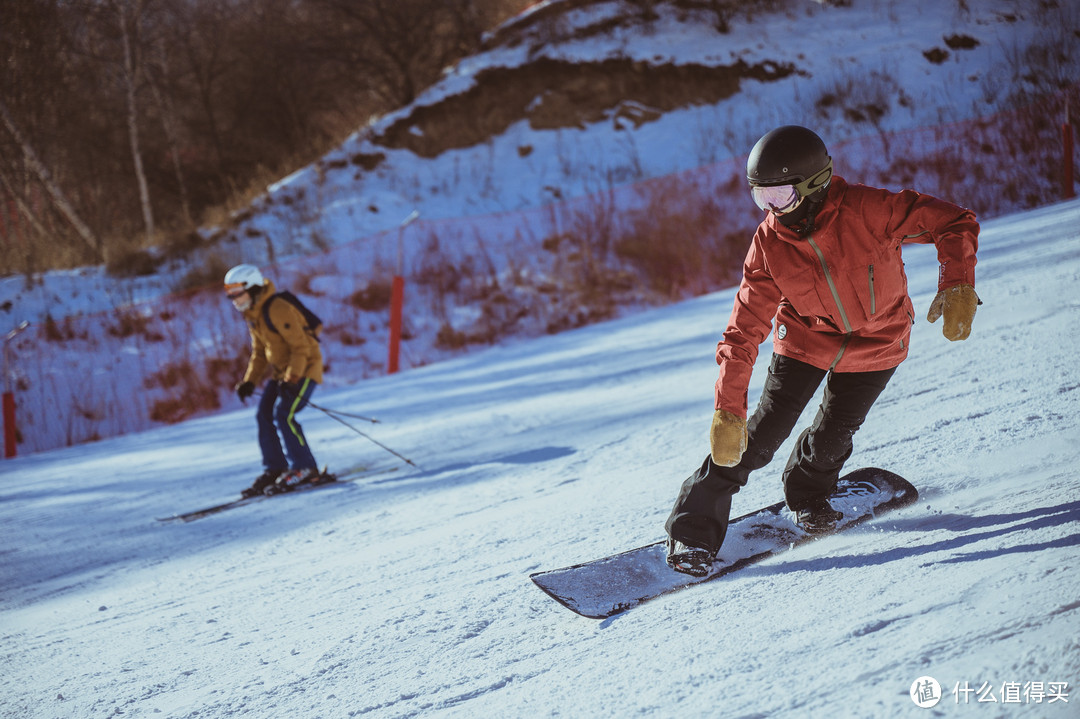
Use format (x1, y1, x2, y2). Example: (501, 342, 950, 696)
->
(665, 354, 897, 554)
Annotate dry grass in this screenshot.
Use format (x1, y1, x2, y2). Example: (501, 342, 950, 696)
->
(348, 280, 395, 311)
(145, 350, 247, 424)
(614, 177, 747, 298)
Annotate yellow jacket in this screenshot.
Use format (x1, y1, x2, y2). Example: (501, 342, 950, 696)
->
(240, 280, 324, 385)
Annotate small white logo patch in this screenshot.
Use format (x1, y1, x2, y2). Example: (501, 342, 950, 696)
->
(910, 676, 942, 708)
(777, 324, 787, 340)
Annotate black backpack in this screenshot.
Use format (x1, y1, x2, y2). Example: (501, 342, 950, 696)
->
(262, 290, 323, 341)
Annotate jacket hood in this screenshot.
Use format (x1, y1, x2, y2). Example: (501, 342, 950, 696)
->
(243, 279, 277, 320)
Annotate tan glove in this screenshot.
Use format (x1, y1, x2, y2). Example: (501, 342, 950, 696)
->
(710, 409, 748, 467)
(927, 284, 979, 341)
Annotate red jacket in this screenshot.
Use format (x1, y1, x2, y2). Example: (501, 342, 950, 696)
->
(715, 176, 979, 417)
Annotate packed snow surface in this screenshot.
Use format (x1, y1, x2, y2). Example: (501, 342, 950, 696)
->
(2, 200, 1079, 717)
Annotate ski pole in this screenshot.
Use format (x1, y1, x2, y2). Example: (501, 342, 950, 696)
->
(246, 388, 415, 468)
(307, 401, 379, 424)
(244, 387, 378, 423)
(316, 408, 421, 470)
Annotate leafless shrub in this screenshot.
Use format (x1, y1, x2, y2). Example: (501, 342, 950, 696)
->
(614, 178, 746, 298)
(335, 328, 368, 346)
(412, 229, 501, 327)
(541, 185, 619, 292)
(975, 0, 1076, 108)
(348, 279, 394, 311)
(435, 323, 470, 350)
(814, 69, 909, 128)
(42, 315, 76, 342)
(146, 353, 239, 424)
(107, 309, 161, 340)
(105, 247, 162, 278)
(176, 254, 233, 293)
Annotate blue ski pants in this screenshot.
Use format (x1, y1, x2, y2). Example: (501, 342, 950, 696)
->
(256, 378, 318, 472)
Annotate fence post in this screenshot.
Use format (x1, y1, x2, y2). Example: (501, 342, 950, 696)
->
(1064, 99, 1075, 200)
(2, 393, 14, 459)
(3, 321, 30, 459)
(388, 275, 405, 374)
(388, 210, 419, 375)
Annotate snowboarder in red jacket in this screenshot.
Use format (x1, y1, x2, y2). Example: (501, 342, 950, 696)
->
(665, 125, 980, 576)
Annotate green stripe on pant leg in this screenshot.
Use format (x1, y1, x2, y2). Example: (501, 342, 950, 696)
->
(286, 378, 309, 448)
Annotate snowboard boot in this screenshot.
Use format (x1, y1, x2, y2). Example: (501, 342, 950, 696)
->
(794, 497, 843, 534)
(242, 469, 282, 499)
(666, 538, 716, 578)
(265, 467, 320, 496)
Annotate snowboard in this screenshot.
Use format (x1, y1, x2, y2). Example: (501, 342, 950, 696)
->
(530, 467, 917, 619)
(156, 465, 398, 523)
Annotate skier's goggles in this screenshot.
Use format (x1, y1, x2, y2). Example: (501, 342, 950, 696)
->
(751, 184, 800, 213)
(224, 282, 248, 299)
(749, 161, 833, 213)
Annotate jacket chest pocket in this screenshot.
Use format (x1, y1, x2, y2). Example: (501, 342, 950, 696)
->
(846, 246, 907, 322)
(774, 271, 832, 319)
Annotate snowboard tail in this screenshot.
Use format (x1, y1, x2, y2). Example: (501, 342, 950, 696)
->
(530, 467, 917, 619)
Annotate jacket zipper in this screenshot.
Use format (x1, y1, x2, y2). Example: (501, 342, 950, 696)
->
(807, 235, 852, 370)
(868, 264, 876, 315)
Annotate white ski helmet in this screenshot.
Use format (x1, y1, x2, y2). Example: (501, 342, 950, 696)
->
(223, 264, 266, 295)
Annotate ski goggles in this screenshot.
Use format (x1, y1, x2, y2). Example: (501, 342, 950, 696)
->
(226, 285, 254, 311)
(749, 160, 833, 213)
(751, 184, 801, 213)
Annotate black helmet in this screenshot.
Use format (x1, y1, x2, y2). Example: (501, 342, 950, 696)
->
(746, 125, 832, 193)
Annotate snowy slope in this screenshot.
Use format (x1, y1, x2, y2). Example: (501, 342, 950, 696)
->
(1, 199, 1078, 717)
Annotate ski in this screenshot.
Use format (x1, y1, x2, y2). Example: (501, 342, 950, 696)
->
(530, 467, 918, 619)
(156, 465, 399, 523)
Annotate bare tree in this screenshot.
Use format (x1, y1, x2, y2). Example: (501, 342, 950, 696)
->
(308, 0, 498, 110)
(0, 163, 50, 239)
(144, 46, 193, 225)
(0, 159, 49, 277)
(0, 0, 532, 274)
(112, 0, 156, 246)
(168, 0, 238, 186)
(0, 98, 102, 259)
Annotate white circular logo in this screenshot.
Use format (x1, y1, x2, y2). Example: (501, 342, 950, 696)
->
(910, 676, 942, 708)
(777, 324, 787, 340)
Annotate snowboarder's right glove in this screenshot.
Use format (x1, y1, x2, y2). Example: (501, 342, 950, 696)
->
(927, 284, 979, 341)
(710, 409, 747, 467)
(235, 381, 256, 403)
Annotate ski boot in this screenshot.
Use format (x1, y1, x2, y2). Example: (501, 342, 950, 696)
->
(264, 467, 320, 496)
(241, 469, 282, 499)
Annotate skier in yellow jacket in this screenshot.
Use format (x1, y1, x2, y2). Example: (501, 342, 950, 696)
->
(224, 264, 325, 497)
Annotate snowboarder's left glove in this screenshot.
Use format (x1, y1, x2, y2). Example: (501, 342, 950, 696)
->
(927, 284, 979, 341)
(710, 409, 747, 467)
